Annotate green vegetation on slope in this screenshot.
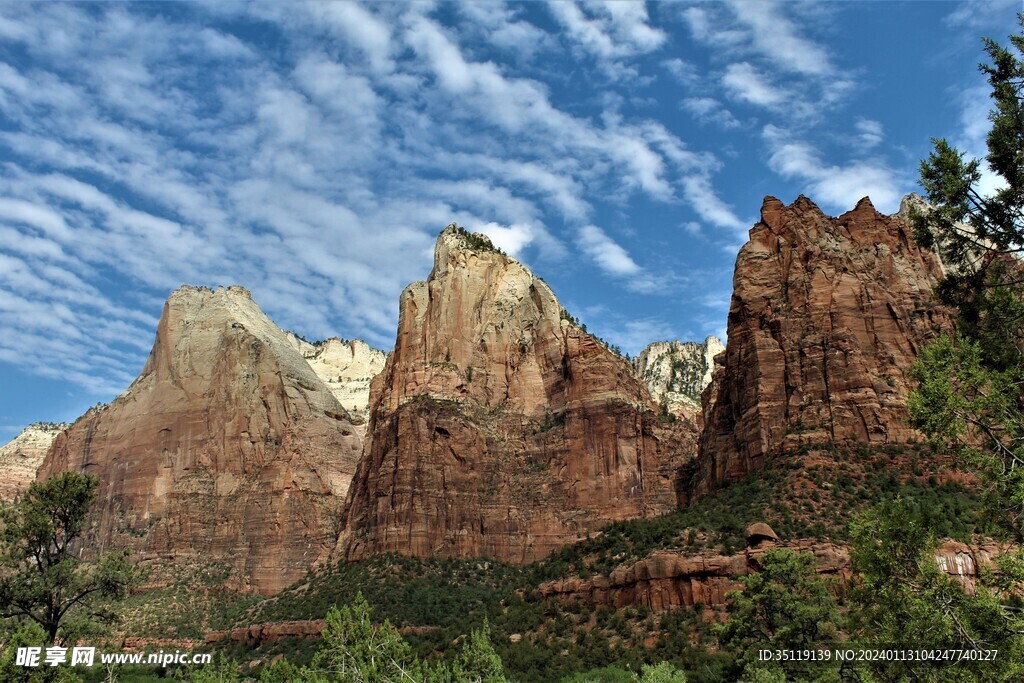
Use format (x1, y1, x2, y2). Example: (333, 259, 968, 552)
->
(211, 439, 981, 682)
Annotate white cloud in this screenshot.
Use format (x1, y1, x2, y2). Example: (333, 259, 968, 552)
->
(578, 224, 641, 276)
(293, 55, 382, 137)
(0, 2, 741, 406)
(722, 62, 785, 108)
(457, 3, 553, 59)
(663, 58, 699, 87)
(682, 97, 740, 128)
(724, 0, 833, 76)
(855, 118, 884, 148)
(680, 1, 853, 126)
(944, 0, 1017, 29)
(549, 1, 666, 59)
(763, 125, 908, 213)
(403, 13, 730, 209)
(300, 1, 394, 73)
(476, 222, 536, 257)
(679, 6, 746, 48)
(681, 175, 745, 231)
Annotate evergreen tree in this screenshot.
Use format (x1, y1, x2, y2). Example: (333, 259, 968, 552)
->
(892, 16, 1024, 681)
(848, 498, 1023, 682)
(311, 594, 419, 682)
(0, 472, 140, 645)
(912, 16, 1024, 354)
(636, 662, 688, 683)
(716, 549, 840, 682)
(452, 620, 508, 683)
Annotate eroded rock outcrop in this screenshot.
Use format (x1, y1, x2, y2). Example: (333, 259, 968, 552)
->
(635, 337, 724, 420)
(0, 423, 67, 502)
(286, 335, 387, 434)
(338, 226, 697, 564)
(539, 542, 849, 611)
(39, 286, 363, 593)
(692, 196, 953, 498)
(205, 620, 327, 647)
(538, 540, 999, 612)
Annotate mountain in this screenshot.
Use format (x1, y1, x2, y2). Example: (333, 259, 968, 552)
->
(338, 226, 698, 564)
(285, 335, 387, 439)
(691, 196, 954, 499)
(0, 422, 68, 502)
(634, 337, 725, 421)
(38, 285, 368, 593)
(26, 195, 963, 596)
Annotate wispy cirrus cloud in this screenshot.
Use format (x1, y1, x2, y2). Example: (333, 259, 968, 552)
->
(722, 0, 834, 77)
(722, 62, 787, 109)
(3, 0, 993, 435)
(549, 0, 666, 61)
(0, 1, 742, 409)
(682, 97, 740, 129)
(578, 224, 640, 276)
(763, 125, 909, 212)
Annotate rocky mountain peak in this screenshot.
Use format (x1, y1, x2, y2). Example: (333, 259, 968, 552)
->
(431, 224, 510, 279)
(338, 224, 695, 565)
(39, 285, 365, 593)
(634, 336, 725, 420)
(285, 335, 387, 420)
(139, 285, 317, 389)
(691, 195, 953, 498)
(382, 225, 574, 418)
(0, 423, 69, 502)
(891, 192, 983, 277)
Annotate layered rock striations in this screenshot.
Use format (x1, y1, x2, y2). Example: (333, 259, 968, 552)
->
(0, 423, 68, 502)
(39, 286, 364, 593)
(538, 540, 998, 611)
(692, 196, 954, 498)
(635, 337, 724, 421)
(339, 226, 697, 564)
(286, 335, 387, 435)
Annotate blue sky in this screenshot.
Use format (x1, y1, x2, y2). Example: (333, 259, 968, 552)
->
(0, 0, 1017, 441)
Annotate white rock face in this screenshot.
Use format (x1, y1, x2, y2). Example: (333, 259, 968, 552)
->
(634, 336, 725, 418)
(0, 423, 67, 501)
(285, 335, 387, 419)
(893, 192, 984, 278)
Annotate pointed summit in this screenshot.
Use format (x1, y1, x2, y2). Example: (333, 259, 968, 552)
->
(339, 223, 697, 564)
(430, 223, 511, 281)
(40, 286, 365, 593)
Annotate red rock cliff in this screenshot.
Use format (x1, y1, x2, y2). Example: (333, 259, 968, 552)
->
(538, 540, 1000, 612)
(338, 226, 696, 564)
(692, 196, 953, 498)
(38, 286, 364, 594)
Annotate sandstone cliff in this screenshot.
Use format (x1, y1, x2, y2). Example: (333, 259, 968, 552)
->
(0, 423, 68, 502)
(39, 286, 364, 593)
(339, 226, 697, 564)
(285, 335, 387, 436)
(692, 196, 953, 498)
(634, 337, 724, 420)
(538, 539, 999, 612)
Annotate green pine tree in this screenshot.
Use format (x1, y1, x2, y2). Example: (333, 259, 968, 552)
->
(716, 549, 840, 682)
(451, 620, 508, 683)
(311, 594, 419, 682)
(0, 472, 141, 646)
(887, 16, 1024, 682)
